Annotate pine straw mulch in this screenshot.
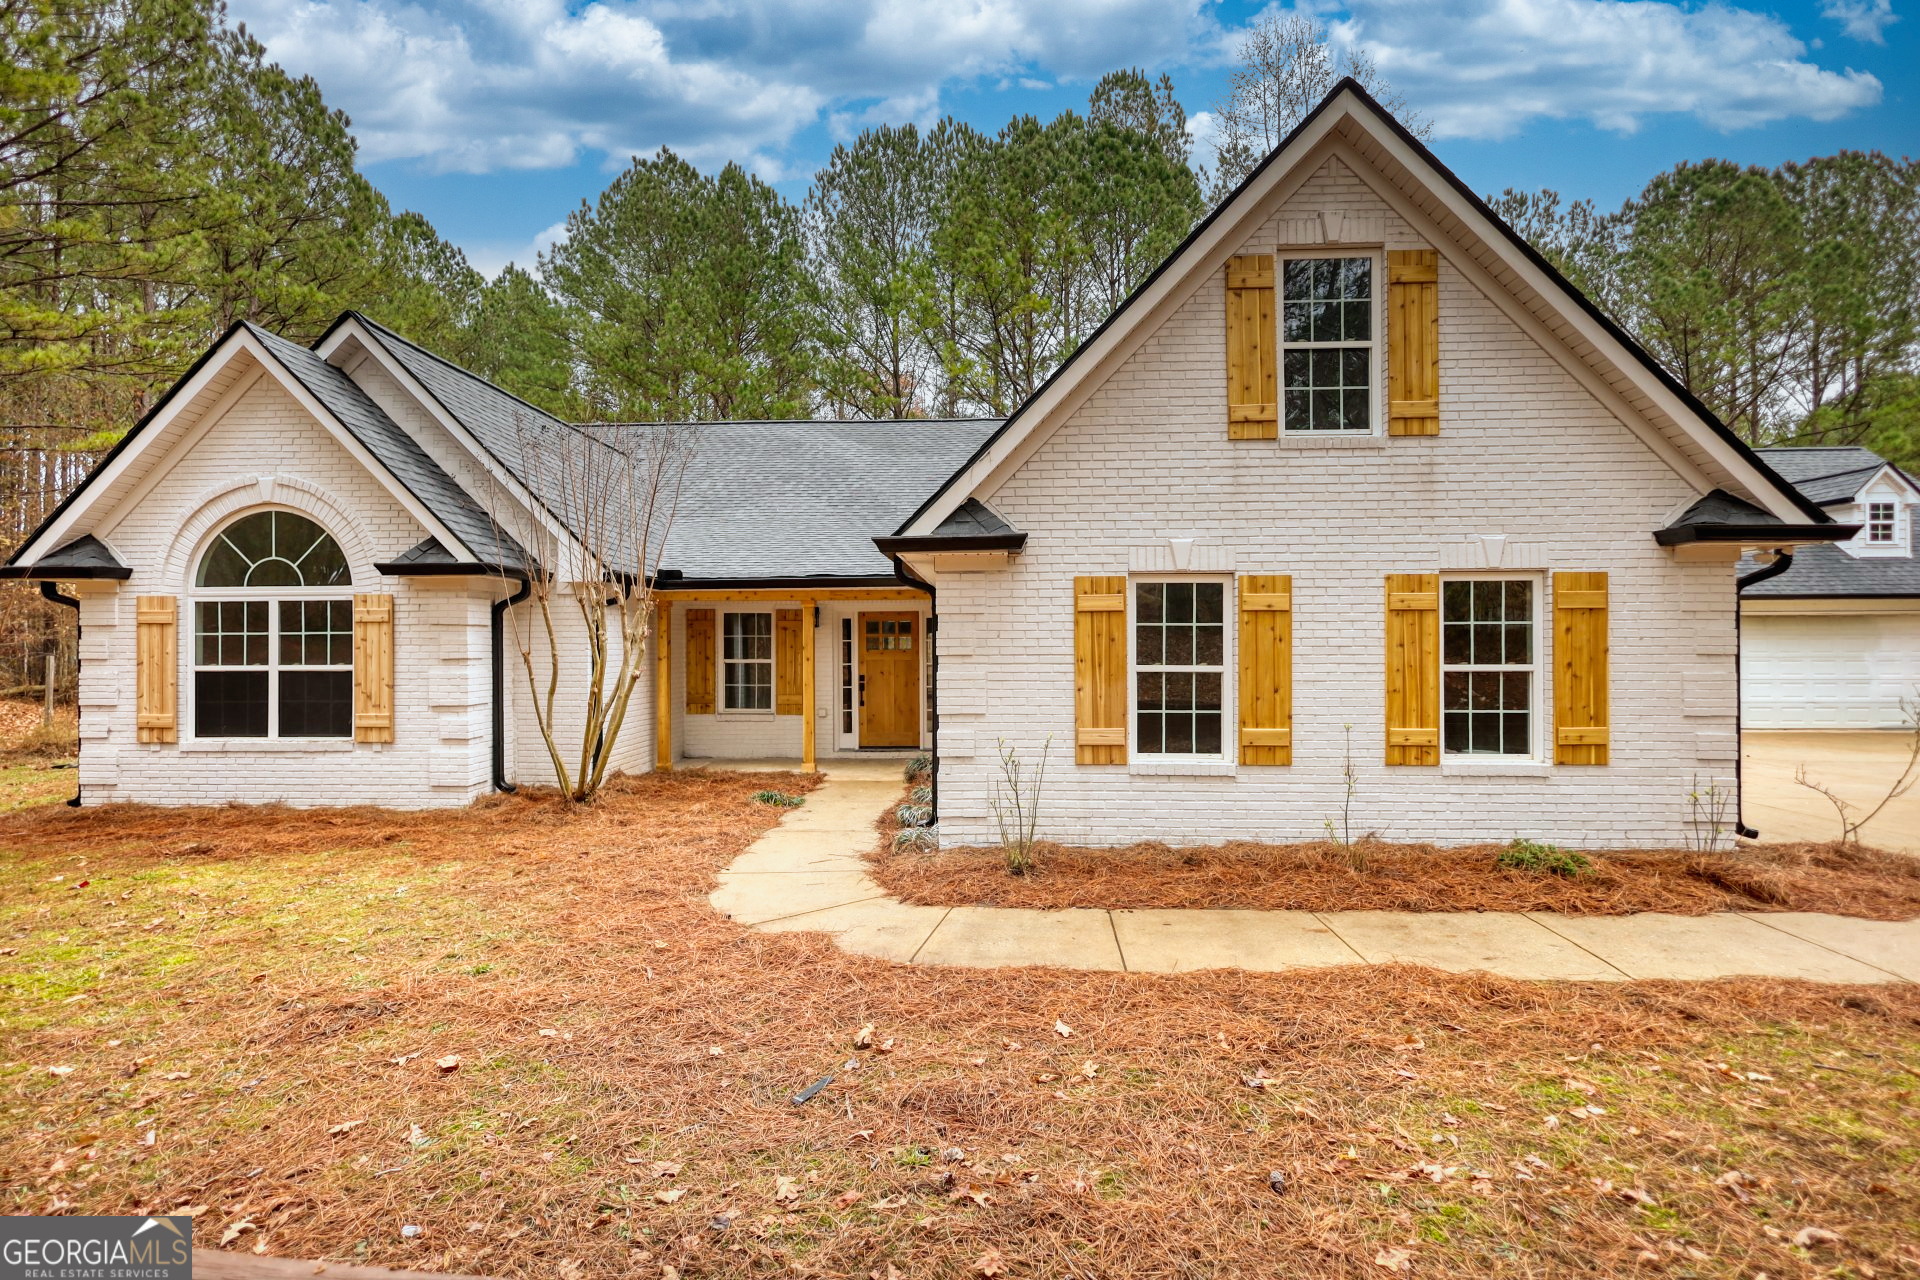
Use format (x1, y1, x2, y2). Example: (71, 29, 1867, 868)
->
(868, 827, 1920, 920)
(2, 770, 1918, 1279)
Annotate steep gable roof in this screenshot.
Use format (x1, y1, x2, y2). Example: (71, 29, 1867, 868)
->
(1756, 445, 1920, 506)
(895, 78, 1828, 538)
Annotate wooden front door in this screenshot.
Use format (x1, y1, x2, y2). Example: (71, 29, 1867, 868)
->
(858, 612, 921, 748)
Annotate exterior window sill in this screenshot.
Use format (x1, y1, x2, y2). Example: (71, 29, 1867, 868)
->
(1441, 755, 1551, 777)
(177, 739, 359, 754)
(1129, 757, 1237, 777)
(1277, 432, 1387, 450)
(712, 711, 781, 721)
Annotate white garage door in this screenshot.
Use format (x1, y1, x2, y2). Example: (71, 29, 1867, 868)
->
(1743, 613, 1920, 728)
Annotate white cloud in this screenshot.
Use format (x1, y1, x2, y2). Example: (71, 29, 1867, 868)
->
(466, 218, 572, 280)
(1820, 0, 1899, 43)
(1322, 0, 1883, 139)
(230, 0, 1216, 173)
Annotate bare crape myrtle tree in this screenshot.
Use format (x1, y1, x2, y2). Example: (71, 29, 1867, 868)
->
(490, 415, 693, 801)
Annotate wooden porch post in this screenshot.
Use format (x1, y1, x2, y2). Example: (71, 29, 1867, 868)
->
(800, 599, 817, 771)
(654, 599, 672, 772)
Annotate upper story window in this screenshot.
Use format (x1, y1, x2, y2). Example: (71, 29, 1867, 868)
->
(1281, 255, 1376, 433)
(1441, 578, 1537, 757)
(1133, 581, 1226, 756)
(192, 510, 353, 738)
(1867, 501, 1897, 544)
(722, 611, 773, 711)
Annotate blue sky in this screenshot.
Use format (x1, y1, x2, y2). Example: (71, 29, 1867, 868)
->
(227, 0, 1915, 278)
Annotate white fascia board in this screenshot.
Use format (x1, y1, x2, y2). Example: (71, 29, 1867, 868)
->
(316, 320, 576, 553)
(18, 332, 263, 562)
(1351, 114, 1813, 523)
(1855, 465, 1920, 503)
(900, 105, 1356, 536)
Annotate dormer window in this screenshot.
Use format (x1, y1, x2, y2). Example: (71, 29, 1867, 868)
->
(1868, 501, 1896, 544)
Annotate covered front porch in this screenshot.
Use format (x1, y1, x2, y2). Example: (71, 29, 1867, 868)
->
(651, 585, 932, 772)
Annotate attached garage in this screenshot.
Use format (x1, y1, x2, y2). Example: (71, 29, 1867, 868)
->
(1742, 605, 1920, 728)
(1740, 447, 1920, 731)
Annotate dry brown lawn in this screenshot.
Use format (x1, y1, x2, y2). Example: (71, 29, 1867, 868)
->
(1, 771, 1917, 1279)
(869, 821, 1920, 920)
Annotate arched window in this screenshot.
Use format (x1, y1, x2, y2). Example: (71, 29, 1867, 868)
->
(192, 511, 354, 738)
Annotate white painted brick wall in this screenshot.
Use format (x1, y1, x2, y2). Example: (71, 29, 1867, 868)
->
(83, 374, 499, 808)
(930, 157, 1739, 848)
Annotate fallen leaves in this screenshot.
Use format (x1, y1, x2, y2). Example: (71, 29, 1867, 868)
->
(1053, 1019, 1073, 1039)
(45, 1065, 73, 1077)
(773, 1175, 801, 1204)
(1792, 1226, 1841, 1249)
(1374, 1246, 1415, 1272)
(854, 1023, 876, 1049)
(974, 1248, 1007, 1276)
(434, 1054, 460, 1073)
(653, 1187, 686, 1205)
(326, 1120, 364, 1137)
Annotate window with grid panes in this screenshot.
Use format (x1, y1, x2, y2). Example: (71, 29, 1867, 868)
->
(1868, 501, 1896, 544)
(1133, 581, 1226, 755)
(1281, 256, 1376, 433)
(722, 612, 773, 710)
(192, 510, 353, 738)
(1440, 579, 1536, 756)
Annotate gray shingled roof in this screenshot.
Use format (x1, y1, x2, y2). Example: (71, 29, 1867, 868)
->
(931, 498, 1019, 538)
(0, 533, 130, 579)
(248, 325, 527, 572)
(1742, 446, 1920, 597)
(341, 315, 1003, 582)
(1755, 445, 1896, 505)
(619, 420, 1003, 582)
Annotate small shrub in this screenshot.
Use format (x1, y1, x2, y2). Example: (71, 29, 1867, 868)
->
(752, 790, 805, 808)
(1497, 838, 1591, 878)
(893, 826, 937, 853)
(905, 753, 932, 782)
(909, 784, 932, 805)
(895, 803, 932, 828)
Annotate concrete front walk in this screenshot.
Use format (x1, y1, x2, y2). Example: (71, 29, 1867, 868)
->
(707, 766, 1919, 984)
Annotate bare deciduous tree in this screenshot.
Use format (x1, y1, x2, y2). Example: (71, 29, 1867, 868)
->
(491, 416, 693, 801)
(1792, 692, 1920, 845)
(1208, 13, 1432, 202)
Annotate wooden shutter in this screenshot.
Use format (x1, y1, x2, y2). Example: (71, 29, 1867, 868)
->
(135, 596, 177, 744)
(1553, 572, 1610, 765)
(774, 608, 803, 715)
(1387, 250, 1439, 436)
(1384, 574, 1439, 765)
(1226, 255, 1277, 439)
(684, 608, 715, 715)
(352, 592, 395, 743)
(1237, 575, 1292, 765)
(1074, 576, 1127, 764)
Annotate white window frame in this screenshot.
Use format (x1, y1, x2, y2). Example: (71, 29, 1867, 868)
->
(1277, 249, 1384, 436)
(1867, 500, 1897, 544)
(188, 587, 355, 741)
(720, 610, 775, 714)
(1128, 575, 1232, 761)
(1438, 574, 1543, 762)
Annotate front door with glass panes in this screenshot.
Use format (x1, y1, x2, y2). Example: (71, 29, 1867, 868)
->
(192, 510, 355, 738)
(857, 613, 920, 747)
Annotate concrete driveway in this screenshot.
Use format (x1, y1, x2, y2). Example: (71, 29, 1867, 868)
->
(1742, 730, 1920, 853)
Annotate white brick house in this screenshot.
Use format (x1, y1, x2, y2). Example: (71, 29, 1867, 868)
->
(4, 81, 1848, 842)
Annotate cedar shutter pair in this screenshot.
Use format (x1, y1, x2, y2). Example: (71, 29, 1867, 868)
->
(135, 594, 396, 743)
(1074, 576, 1293, 766)
(682, 607, 804, 716)
(1225, 250, 1440, 438)
(1384, 573, 1609, 766)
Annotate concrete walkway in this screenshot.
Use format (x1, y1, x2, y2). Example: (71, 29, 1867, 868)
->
(706, 765, 1920, 984)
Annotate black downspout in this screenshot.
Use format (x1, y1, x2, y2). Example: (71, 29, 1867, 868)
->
(491, 576, 532, 793)
(889, 555, 937, 824)
(1733, 548, 1795, 840)
(39, 583, 81, 807)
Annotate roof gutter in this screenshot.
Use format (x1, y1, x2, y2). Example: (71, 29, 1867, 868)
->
(1654, 523, 1858, 548)
(1730, 548, 1799, 840)
(871, 532, 1028, 556)
(0, 564, 132, 580)
(491, 575, 533, 792)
